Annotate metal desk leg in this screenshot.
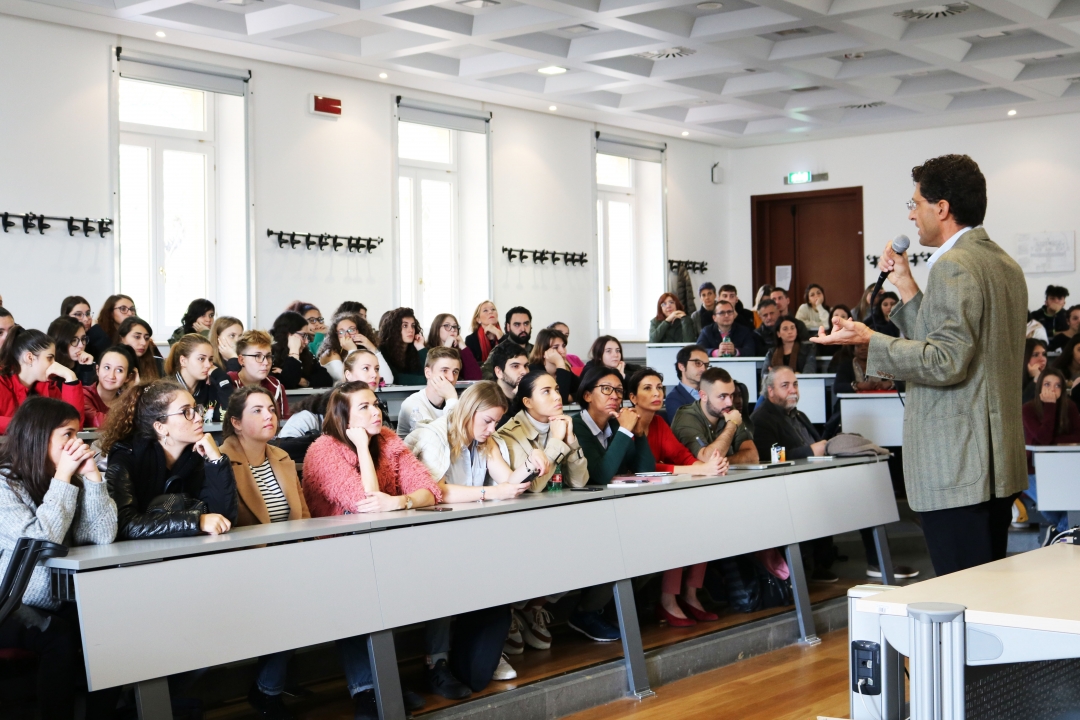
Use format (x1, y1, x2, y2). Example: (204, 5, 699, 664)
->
(612, 578, 655, 699)
(785, 543, 820, 646)
(135, 677, 171, 720)
(873, 525, 896, 586)
(367, 630, 406, 720)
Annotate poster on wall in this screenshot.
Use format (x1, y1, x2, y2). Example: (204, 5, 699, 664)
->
(774, 265, 792, 291)
(1016, 231, 1075, 274)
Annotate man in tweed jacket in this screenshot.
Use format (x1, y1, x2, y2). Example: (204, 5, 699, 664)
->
(813, 155, 1027, 575)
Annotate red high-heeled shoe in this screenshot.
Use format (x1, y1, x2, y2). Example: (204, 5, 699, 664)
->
(656, 603, 696, 627)
(677, 597, 719, 622)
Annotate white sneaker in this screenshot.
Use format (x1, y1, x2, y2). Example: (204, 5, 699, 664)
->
(493, 653, 517, 681)
(519, 606, 554, 650)
(503, 612, 524, 655)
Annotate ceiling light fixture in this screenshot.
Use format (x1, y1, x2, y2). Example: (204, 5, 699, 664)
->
(456, 0, 500, 8)
(549, 105, 557, 111)
(538, 66, 567, 75)
(155, 31, 166, 37)
(841, 101, 886, 109)
(379, 72, 388, 79)
(696, 1, 722, 8)
(1007, 109, 1016, 115)
(634, 47, 696, 60)
(681, 131, 689, 136)
(894, 3, 969, 21)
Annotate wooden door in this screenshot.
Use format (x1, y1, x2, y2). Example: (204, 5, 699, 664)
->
(751, 187, 865, 311)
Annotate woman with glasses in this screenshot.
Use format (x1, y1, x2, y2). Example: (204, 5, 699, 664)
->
(61, 295, 93, 332)
(286, 301, 329, 356)
(100, 379, 237, 539)
(423, 313, 481, 380)
(165, 334, 234, 422)
(571, 365, 654, 487)
(118, 316, 164, 381)
(378, 307, 426, 386)
(0, 327, 84, 434)
(269, 311, 332, 390)
(83, 345, 138, 428)
(317, 312, 395, 385)
(208, 316, 244, 373)
(86, 294, 137, 361)
(167, 298, 216, 346)
(47, 316, 97, 386)
(228, 330, 289, 419)
(649, 293, 697, 343)
(527, 328, 578, 403)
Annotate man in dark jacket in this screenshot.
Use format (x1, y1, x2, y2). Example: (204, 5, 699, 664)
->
(692, 282, 718, 333)
(753, 298, 781, 355)
(719, 285, 756, 331)
(481, 307, 534, 380)
(1029, 285, 1070, 338)
(696, 301, 757, 357)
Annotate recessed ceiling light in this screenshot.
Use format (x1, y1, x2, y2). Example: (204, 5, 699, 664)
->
(1008, 109, 1017, 115)
(457, 0, 499, 7)
(538, 66, 567, 75)
(696, 2, 722, 8)
(155, 30, 166, 37)
(549, 105, 557, 111)
(681, 131, 689, 136)
(379, 72, 388, 79)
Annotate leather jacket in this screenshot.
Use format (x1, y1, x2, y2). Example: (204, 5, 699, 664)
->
(106, 437, 238, 539)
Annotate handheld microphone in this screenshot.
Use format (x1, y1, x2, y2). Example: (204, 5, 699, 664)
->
(869, 234, 910, 315)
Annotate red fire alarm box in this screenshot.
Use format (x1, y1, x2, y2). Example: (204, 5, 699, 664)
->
(310, 95, 342, 117)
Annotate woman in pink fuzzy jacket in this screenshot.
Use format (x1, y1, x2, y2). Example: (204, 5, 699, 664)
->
(303, 380, 442, 516)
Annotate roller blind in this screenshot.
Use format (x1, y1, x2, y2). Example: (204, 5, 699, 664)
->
(595, 132, 665, 163)
(396, 96, 490, 134)
(117, 48, 250, 97)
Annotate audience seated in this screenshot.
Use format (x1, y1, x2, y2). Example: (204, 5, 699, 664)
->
(0, 397, 119, 720)
(1023, 338, 1049, 405)
(489, 342, 529, 426)
(649, 293, 696, 343)
(208, 316, 243, 373)
(61, 295, 93, 333)
(422, 313, 482, 380)
(0, 307, 14, 346)
(83, 345, 137, 428)
(464, 300, 503, 364)
(0, 327, 83, 433)
(665, 345, 708, 424)
(583, 335, 642, 379)
(1030, 285, 1071, 338)
(795, 284, 830, 332)
(547, 322, 585, 375)
(286, 301, 328, 356)
(671, 367, 759, 465)
(168, 299, 215, 346)
(769, 289, 810, 341)
(481, 307, 534, 381)
(280, 349, 389, 439)
(528, 328, 579, 403)
(1053, 335, 1080, 389)
(335, 300, 368, 322)
(1049, 304, 1080, 352)
(228, 330, 289, 419)
(47, 316, 97, 386)
(763, 317, 818, 374)
(1022, 368, 1080, 536)
(753, 298, 781, 354)
(379, 307, 426, 385)
(86, 294, 137, 361)
(101, 379, 237, 539)
(691, 282, 717, 333)
(270, 311, 332, 390)
(118, 316, 163, 381)
(319, 312, 393, 385)
(396, 347, 461, 438)
(718, 284, 755, 331)
(697, 300, 757, 357)
(165, 334, 234, 422)
(852, 283, 877, 323)
(871, 291, 901, 338)
(832, 344, 896, 401)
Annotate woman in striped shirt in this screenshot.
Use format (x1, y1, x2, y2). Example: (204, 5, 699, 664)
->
(219, 385, 310, 717)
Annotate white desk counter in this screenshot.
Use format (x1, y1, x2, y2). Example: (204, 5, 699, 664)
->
(837, 392, 905, 446)
(796, 373, 833, 424)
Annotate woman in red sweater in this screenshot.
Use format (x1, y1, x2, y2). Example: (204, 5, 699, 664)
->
(1022, 368, 1080, 535)
(83, 345, 138, 428)
(0, 327, 84, 434)
(627, 368, 727, 628)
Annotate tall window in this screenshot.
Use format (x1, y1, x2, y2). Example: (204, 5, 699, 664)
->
(396, 100, 490, 326)
(117, 71, 247, 330)
(596, 140, 665, 338)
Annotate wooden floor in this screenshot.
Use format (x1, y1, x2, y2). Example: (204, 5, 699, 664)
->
(206, 578, 860, 719)
(565, 629, 852, 720)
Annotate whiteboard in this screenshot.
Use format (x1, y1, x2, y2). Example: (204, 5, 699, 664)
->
(1016, 231, 1075, 274)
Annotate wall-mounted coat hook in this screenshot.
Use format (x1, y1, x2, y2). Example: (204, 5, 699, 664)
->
(82, 219, 96, 237)
(268, 228, 383, 253)
(535, 250, 550, 264)
(317, 234, 330, 250)
(1, 212, 110, 238)
(22, 214, 36, 234)
(332, 235, 344, 251)
(37, 216, 51, 235)
(68, 218, 80, 237)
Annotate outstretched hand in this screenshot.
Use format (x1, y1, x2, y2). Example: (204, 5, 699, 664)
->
(809, 317, 873, 346)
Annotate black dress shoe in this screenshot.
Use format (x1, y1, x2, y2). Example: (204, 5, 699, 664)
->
(402, 688, 425, 712)
(353, 690, 379, 720)
(426, 659, 472, 700)
(247, 687, 294, 720)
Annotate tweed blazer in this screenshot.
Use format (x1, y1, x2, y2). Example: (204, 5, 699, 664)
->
(866, 227, 1028, 512)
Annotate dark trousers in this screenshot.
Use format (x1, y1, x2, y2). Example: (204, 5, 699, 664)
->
(919, 494, 1017, 576)
(0, 604, 120, 720)
(446, 606, 512, 693)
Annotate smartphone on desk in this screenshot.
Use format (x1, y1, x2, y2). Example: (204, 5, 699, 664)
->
(570, 486, 604, 492)
(416, 506, 453, 512)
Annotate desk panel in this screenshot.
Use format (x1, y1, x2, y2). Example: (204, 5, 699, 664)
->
(798, 374, 831, 424)
(1032, 450, 1080, 512)
(646, 344, 687, 381)
(784, 461, 898, 541)
(76, 534, 382, 690)
(838, 394, 905, 446)
(710, 358, 761, 396)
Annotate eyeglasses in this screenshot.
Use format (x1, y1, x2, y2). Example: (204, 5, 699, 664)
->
(905, 200, 917, 211)
(307, 316, 324, 324)
(70, 336, 89, 347)
(159, 405, 205, 422)
(70, 311, 91, 320)
(338, 328, 358, 337)
(442, 323, 461, 333)
(686, 358, 707, 367)
(115, 305, 136, 315)
(714, 310, 735, 317)
(242, 353, 272, 364)
(595, 385, 625, 398)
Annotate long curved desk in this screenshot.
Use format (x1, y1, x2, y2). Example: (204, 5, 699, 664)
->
(48, 456, 899, 720)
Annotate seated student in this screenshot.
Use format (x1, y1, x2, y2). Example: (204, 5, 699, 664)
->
(0, 307, 14, 347)
(753, 298, 781, 354)
(218, 386, 311, 717)
(832, 343, 895, 397)
(318, 312, 394, 385)
(118, 316, 163, 381)
(527, 328, 579, 404)
(465, 300, 503, 365)
(665, 345, 709, 424)
(1030, 284, 1070, 338)
(405, 382, 530, 690)
(279, 348, 389, 439)
(61, 295, 94, 333)
(1049, 305, 1080, 352)
(396, 347, 461, 438)
(718, 284, 755, 331)
(334, 300, 368, 322)
(379, 307, 426, 385)
(697, 300, 757, 357)
(691, 282, 717, 333)
(86, 294, 137, 361)
(1023, 338, 1049, 405)
(769, 288, 810, 341)
(795, 283, 830, 332)
(165, 334, 234, 422)
(83, 345, 138, 428)
(48, 316, 97, 386)
(286, 301, 328, 356)
(0, 397, 119, 720)
(583, 335, 642, 380)
(763, 316, 818, 374)
(650, 293, 697, 343)
(270, 311, 332, 390)
(209, 316, 243, 373)
(228, 330, 289, 419)
(422, 314, 482, 381)
(1022, 368, 1080, 535)
(671, 367, 759, 466)
(168, 298, 215, 346)
(1053, 335, 1080, 389)
(101, 379, 237, 539)
(0, 327, 84, 434)
(547, 322, 585, 375)
(490, 342, 529, 427)
(852, 283, 877, 324)
(870, 291, 901, 337)
(480, 307, 535, 382)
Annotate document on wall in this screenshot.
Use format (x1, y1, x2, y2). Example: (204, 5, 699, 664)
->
(1016, 231, 1075, 274)
(774, 265, 792, 290)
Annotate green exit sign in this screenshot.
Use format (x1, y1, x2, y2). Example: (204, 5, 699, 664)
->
(787, 171, 811, 184)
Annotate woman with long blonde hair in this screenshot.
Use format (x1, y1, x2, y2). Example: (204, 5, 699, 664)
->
(208, 316, 243, 372)
(464, 300, 503, 364)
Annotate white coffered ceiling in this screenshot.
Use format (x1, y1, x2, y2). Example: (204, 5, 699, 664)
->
(8, 0, 1080, 145)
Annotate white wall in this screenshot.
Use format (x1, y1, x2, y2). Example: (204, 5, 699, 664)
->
(724, 114, 1080, 313)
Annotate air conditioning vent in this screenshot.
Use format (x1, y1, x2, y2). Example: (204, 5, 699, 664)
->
(634, 47, 697, 60)
(841, 101, 886, 109)
(894, 3, 969, 21)
(775, 28, 810, 36)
